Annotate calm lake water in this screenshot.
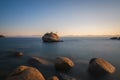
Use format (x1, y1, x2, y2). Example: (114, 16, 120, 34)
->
(0, 37, 120, 80)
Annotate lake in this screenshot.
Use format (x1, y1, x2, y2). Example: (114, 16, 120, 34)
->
(0, 37, 120, 80)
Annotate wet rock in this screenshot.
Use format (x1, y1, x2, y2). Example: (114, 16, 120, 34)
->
(48, 76, 59, 80)
(6, 65, 45, 80)
(89, 58, 97, 64)
(55, 57, 74, 71)
(88, 58, 116, 75)
(42, 32, 63, 42)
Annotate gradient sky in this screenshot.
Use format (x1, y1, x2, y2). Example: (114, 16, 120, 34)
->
(0, 0, 120, 36)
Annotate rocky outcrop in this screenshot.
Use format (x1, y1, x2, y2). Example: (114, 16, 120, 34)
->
(6, 65, 45, 80)
(0, 35, 5, 38)
(110, 37, 120, 40)
(55, 57, 74, 71)
(118, 37, 120, 40)
(42, 32, 63, 42)
(88, 58, 116, 75)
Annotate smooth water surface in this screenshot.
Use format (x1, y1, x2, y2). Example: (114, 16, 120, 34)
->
(0, 37, 120, 80)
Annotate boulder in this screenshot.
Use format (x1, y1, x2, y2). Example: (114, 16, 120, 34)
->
(42, 32, 63, 42)
(88, 58, 116, 75)
(48, 76, 59, 80)
(6, 65, 45, 80)
(55, 57, 74, 71)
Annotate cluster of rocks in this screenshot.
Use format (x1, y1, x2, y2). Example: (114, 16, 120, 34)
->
(110, 37, 120, 40)
(42, 32, 63, 42)
(6, 56, 116, 80)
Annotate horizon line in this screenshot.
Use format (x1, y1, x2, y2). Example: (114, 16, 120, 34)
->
(3, 34, 120, 37)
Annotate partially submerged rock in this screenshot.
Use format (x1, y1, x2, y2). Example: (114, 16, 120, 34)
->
(110, 37, 120, 40)
(88, 58, 116, 75)
(118, 37, 120, 40)
(6, 65, 45, 80)
(14, 52, 23, 57)
(29, 57, 52, 65)
(42, 32, 63, 42)
(0, 35, 5, 38)
(110, 37, 118, 39)
(6, 50, 23, 57)
(55, 57, 74, 71)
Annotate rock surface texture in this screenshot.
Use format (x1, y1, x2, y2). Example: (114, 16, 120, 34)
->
(6, 65, 45, 80)
(42, 32, 63, 42)
(88, 58, 116, 75)
(55, 57, 74, 71)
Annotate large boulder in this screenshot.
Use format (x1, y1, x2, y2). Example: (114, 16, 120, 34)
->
(88, 58, 116, 75)
(42, 32, 63, 42)
(55, 57, 74, 71)
(6, 65, 45, 80)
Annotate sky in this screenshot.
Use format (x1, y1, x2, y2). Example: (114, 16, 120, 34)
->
(0, 0, 120, 37)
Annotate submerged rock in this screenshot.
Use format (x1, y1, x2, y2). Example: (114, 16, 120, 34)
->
(29, 57, 52, 65)
(42, 32, 63, 42)
(6, 65, 45, 80)
(88, 58, 116, 75)
(55, 57, 74, 71)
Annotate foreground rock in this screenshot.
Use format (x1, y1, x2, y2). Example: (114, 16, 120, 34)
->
(42, 32, 63, 42)
(88, 58, 116, 75)
(6, 65, 45, 80)
(55, 57, 74, 71)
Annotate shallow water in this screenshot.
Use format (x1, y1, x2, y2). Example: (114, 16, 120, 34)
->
(0, 37, 120, 80)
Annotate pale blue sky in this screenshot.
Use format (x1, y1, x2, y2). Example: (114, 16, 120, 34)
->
(0, 0, 120, 36)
